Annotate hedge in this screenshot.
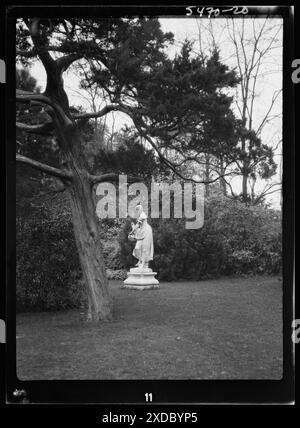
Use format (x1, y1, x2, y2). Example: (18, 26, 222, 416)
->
(16, 195, 281, 311)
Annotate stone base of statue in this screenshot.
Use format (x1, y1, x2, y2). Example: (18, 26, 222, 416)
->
(122, 267, 159, 290)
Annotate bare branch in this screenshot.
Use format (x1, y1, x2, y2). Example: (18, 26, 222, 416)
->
(16, 154, 73, 181)
(256, 89, 282, 136)
(222, 177, 237, 198)
(16, 120, 54, 135)
(272, 139, 282, 152)
(253, 181, 282, 204)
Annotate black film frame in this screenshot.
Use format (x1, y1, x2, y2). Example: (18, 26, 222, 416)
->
(3, 2, 295, 406)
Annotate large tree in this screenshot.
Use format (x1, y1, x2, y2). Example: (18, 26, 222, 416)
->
(16, 17, 241, 321)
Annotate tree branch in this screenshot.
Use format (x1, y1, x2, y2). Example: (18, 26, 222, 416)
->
(222, 176, 237, 198)
(89, 173, 143, 186)
(16, 89, 52, 104)
(17, 47, 82, 73)
(78, 100, 239, 186)
(56, 53, 83, 72)
(72, 104, 119, 120)
(254, 181, 282, 202)
(128, 113, 232, 184)
(16, 154, 73, 181)
(16, 48, 38, 57)
(23, 18, 56, 78)
(26, 18, 56, 75)
(16, 90, 73, 127)
(256, 89, 282, 136)
(16, 120, 54, 135)
(89, 173, 142, 186)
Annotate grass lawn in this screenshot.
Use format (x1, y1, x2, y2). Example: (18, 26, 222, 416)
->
(16, 276, 282, 380)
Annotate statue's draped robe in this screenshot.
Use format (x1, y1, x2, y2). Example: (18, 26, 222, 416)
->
(133, 222, 154, 263)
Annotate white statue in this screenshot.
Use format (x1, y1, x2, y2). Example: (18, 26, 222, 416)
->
(128, 205, 154, 269)
(123, 204, 158, 289)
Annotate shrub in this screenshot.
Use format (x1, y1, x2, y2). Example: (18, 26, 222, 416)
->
(16, 208, 85, 311)
(106, 268, 127, 280)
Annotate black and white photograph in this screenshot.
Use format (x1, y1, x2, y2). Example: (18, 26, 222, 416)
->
(3, 3, 295, 406)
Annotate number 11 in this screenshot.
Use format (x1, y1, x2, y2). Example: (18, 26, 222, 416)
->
(145, 392, 153, 402)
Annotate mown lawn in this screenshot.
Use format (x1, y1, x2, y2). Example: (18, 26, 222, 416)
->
(16, 276, 282, 380)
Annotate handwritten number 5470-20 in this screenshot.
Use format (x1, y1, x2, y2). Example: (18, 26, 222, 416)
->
(186, 6, 249, 17)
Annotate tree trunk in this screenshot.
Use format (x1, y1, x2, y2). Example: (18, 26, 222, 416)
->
(205, 154, 210, 197)
(54, 109, 113, 322)
(250, 176, 256, 202)
(67, 168, 113, 322)
(242, 170, 248, 201)
(241, 137, 248, 202)
(219, 158, 227, 196)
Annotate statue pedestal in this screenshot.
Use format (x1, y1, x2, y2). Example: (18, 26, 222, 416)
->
(122, 267, 159, 290)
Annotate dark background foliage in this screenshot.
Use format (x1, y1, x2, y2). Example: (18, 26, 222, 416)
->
(119, 195, 282, 280)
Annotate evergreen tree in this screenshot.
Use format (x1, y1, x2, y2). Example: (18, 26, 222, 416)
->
(16, 17, 247, 321)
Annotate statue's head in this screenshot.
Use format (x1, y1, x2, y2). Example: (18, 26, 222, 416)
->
(135, 203, 143, 215)
(139, 212, 147, 223)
